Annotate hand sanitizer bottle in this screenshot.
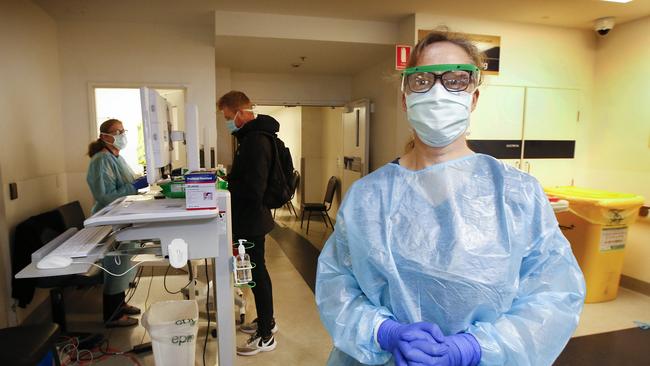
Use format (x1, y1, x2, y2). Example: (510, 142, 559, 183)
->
(236, 240, 252, 284)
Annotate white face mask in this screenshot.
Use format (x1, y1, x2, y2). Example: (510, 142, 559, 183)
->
(405, 84, 473, 148)
(102, 132, 128, 150)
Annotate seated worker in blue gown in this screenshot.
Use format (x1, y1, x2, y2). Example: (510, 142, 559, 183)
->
(315, 28, 586, 366)
(86, 119, 148, 328)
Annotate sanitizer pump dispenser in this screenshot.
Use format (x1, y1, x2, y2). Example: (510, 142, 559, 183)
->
(234, 239, 252, 285)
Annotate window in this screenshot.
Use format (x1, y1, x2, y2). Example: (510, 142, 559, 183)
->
(94, 88, 145, 174)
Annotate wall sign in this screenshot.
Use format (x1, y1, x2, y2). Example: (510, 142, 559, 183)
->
(395, 45, 411, 70)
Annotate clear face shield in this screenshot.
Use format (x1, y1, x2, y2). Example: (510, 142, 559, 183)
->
(401, 64, 481, 95)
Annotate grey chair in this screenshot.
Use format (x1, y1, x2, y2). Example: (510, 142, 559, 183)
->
(300, 176, 338, 234)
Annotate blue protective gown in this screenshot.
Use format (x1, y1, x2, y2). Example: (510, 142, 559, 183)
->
(316, 154, 585, 366)
(86, 150, 137, 294)
(87, 151, 137, 215)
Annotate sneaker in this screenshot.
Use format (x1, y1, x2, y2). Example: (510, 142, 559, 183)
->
(236, 332, 276, 356)
(239, 318, 278, 334)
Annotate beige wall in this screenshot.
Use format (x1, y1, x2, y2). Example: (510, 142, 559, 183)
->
(301, 107, 325, 203)
(215, 11, 398, 45)
(589, 16, 650, 283)
(231, 72, 351, 107)
(415, 15, 597, 186)
(261, 106, 303, 208)
(351, 57, 402, 170)
(215, 67, 233, 167)
(321, 107, 345, 218)
(57, 20, 216, 214)
(0, 0, 68, 325)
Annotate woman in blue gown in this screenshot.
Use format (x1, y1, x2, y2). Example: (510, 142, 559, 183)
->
(316, 29, 585, 366)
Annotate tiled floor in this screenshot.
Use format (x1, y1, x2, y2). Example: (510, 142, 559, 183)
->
(60, 207, 650, 365)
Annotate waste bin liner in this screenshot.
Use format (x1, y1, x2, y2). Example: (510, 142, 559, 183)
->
(142, 300, 199, 366)
(545, 186, 645, 303)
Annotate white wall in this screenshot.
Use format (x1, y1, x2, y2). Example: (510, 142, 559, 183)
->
(588, 16, 650, 283)
(57, 20, 216, 214)
(0, 0, 67, 325)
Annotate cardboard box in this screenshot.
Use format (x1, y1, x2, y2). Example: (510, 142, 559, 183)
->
(185, 182, 217, 210)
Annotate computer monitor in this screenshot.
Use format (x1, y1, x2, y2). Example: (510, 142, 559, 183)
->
(185, 103, 201, 171)
(140, 87, 172, 184)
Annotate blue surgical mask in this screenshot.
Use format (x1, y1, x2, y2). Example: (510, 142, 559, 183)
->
(226, 119, 239, 133)
(226, 111, 240, 133)
(405, 84, 473, 147)
(102, 132, 128, 150)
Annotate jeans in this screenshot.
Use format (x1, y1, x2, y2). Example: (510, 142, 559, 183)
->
(240, 234, 274, 337)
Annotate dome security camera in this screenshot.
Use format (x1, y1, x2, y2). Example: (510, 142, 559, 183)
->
(594, 17, 615, 36)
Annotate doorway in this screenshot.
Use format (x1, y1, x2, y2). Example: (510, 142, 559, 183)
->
(254, 105, 346, 217)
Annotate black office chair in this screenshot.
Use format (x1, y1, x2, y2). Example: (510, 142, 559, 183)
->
(11, 201, 103, 333)
(0, 323, 62, 366)
(301, 176, 338, 234)
(273, 170, 300, 219)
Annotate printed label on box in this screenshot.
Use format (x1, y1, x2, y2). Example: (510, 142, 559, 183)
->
(185, 183, 217, 210)
(600, 226, 627, 251)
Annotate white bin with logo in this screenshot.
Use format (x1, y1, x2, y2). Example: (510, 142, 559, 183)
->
(142, 300, 199, 366)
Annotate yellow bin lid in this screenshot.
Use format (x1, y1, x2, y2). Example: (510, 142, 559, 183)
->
(544, 186, 644, 209)
(545, 186, 645, 225)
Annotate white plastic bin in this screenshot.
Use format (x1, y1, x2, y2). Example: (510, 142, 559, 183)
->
(142, 300, 199, 366)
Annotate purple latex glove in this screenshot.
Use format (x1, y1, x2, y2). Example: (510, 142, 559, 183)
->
(378, 320, 448, 366)
(402, 332, 481, 366)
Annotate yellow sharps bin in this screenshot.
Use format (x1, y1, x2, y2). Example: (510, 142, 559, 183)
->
(545, 187, 644, 303)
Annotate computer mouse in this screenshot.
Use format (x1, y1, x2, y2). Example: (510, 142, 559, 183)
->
(37, 255, 73, 270)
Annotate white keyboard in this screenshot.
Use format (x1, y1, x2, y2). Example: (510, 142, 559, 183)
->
(47, 226, 112, 258)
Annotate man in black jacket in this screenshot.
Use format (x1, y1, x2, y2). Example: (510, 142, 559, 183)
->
(218, 91, 279, 356)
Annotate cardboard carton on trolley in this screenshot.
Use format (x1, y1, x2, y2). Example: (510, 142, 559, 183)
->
(185, 171, 217, 210)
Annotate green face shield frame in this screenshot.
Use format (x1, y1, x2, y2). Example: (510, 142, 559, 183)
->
(401, 64, 481, 93)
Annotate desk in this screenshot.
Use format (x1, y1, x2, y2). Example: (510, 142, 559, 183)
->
(85, 191, 235, 366)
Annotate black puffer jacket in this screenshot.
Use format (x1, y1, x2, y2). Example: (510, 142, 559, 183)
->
(228, 114, 279, 237)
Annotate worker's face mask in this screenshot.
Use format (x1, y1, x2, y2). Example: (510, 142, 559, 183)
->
(225, 109, 257, 134)
(225, 111, 241, 134)
(405, 84, 473, 148)
(102, 132, 128, 150)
